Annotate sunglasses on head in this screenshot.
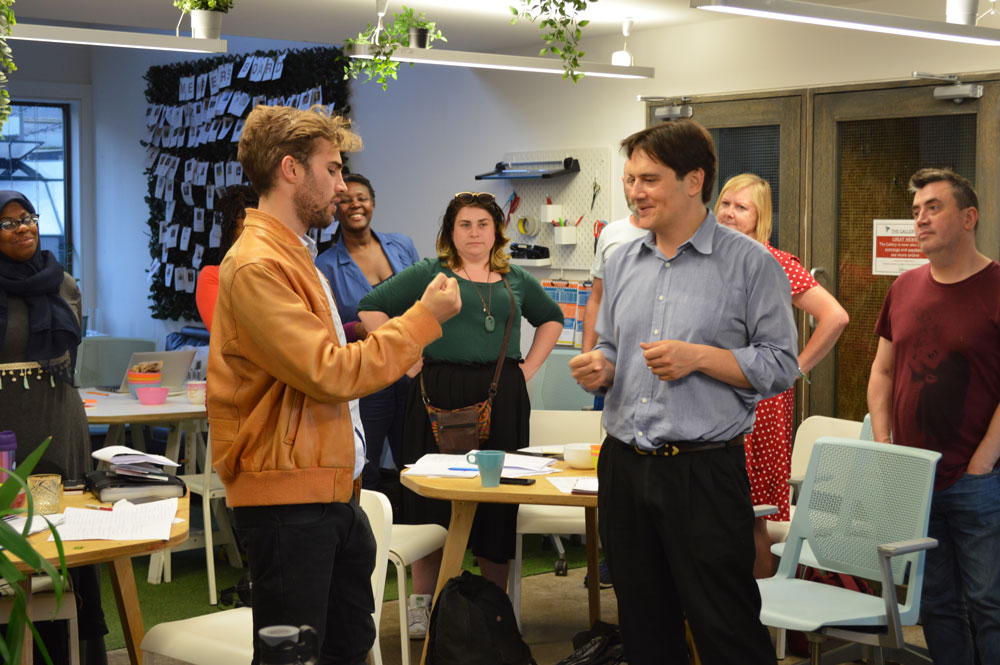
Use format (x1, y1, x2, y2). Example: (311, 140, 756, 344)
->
(454, 192, 495, 205)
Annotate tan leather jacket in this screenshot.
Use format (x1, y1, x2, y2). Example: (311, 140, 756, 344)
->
(207, 209, 441, 506)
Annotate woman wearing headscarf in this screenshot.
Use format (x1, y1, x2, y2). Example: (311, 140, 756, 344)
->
(0, 190, 108, 663)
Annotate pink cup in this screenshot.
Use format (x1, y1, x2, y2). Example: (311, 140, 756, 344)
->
(136, 386, 169, 405)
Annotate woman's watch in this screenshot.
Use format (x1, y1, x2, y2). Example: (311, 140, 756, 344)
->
(798, 366, 810, 384)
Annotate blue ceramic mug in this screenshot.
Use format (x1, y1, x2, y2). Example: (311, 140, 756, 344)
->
(466, 450, 505, 487)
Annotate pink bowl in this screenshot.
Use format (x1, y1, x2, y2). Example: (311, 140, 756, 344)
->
(135, 386, 169, 405)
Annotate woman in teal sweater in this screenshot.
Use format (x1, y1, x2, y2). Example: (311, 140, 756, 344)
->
(359, 191, 563, 635)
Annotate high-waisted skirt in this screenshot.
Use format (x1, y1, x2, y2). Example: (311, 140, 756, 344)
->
(401, 357, 530, 563)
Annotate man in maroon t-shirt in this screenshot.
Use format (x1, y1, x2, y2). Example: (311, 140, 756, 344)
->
(868, 168, 1000, 664)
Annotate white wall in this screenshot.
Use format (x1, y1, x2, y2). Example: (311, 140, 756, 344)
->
(11, 13, 1000, 345)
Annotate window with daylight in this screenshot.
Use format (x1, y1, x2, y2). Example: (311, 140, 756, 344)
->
(0, 102, 72, 271)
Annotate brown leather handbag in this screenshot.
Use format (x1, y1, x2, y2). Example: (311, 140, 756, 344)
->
(421, 275, 515, 454)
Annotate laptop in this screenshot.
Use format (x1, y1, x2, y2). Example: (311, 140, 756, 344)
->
(100, 350, 196, 396)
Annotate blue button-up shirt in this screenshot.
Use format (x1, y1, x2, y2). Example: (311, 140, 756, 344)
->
(595, 211, 798, 448)
(314, 231, 421, 324)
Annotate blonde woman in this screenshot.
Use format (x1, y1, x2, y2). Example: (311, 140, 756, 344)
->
(715, 173, 849, 578)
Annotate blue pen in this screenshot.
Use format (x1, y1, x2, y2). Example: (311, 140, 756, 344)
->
(448, 467, 478, 472)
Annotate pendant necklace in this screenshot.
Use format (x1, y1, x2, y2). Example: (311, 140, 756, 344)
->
(461, 267, 495, 332)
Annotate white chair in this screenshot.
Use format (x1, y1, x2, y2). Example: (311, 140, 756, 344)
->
(758, 437, 939, 665)
(0, 579, 79, 665)
(175, 432, 242, 605)
(142, 489, 393, 665)
(387, 522, 447, 665)
(507, 408, 604, 624)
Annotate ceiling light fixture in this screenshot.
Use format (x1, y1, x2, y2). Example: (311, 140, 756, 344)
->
(345, 45, 654, 79)
(611, 17, 634, 67)
(8, 22, 227, 53)
(691, 0, 1000, 46)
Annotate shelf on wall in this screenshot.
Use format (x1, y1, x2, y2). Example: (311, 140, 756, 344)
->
(475, 157, 580, 180)
(510, 258, 552, 267)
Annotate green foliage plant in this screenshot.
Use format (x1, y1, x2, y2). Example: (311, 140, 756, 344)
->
(0, 0, 17, 132)
(172, 0, 235, 13)
(344, 6, 446, 91)
(0, 437, 69, 665)
(510, 0, 592, 83)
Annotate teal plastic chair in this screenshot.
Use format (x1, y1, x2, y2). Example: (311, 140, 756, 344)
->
(74, 336, 156, 388)
(527, 347, 593, 411)
(758, 437, 940, 664)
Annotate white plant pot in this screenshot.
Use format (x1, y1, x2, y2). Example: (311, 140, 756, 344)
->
(191, 9, 223, 40)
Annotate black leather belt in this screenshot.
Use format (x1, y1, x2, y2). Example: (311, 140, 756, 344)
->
(611, 435, 744, 457)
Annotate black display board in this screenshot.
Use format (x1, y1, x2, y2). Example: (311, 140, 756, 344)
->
(141, 46, 351, 321)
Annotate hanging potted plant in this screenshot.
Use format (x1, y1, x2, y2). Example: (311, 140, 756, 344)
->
(344, 5, 446, 90)
(510, 0, 591, 82)
(393, 5, 446, 49)
(0, 438, 68, 664)
(0, 0, 16, 133)
(173, 0, 235, 40)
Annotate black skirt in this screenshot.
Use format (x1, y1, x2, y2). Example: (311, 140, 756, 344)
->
(401, 357, 530, 563)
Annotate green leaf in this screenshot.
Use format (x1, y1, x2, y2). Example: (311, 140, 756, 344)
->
(578, 19, 590, 27)
(510, 6, 519, 16)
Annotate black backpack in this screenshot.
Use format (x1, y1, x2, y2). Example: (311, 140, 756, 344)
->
(426, 571, 536, 665)
(555, 621, 627, 665)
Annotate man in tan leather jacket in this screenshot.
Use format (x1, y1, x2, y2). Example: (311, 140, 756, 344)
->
(207, 104, 460, 665)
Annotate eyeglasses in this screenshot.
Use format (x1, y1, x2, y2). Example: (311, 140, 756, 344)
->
(454, 192, 496, 205)
(0, 214, 39, 232)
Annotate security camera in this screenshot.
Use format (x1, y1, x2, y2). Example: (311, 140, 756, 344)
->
(933, 83, 984, 103)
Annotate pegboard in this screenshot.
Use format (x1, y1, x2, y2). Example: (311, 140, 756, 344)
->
(503, 147, 611, 272)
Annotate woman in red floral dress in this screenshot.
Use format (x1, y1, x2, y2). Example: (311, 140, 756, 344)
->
(716, 174, 850, 578)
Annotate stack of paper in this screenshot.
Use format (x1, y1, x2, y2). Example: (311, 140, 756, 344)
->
(88, 445, 185, 502)
(405, 453, 558, 478)
(56, 497, 178, 542)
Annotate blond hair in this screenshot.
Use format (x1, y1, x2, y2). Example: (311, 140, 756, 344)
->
(715, 173, 773, 245)
(238, 105, 362, 195)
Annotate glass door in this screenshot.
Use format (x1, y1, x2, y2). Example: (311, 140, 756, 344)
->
(810, 81, 1000, 419)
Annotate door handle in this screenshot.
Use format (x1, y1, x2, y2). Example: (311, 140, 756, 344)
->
(806, 267, 828, 329)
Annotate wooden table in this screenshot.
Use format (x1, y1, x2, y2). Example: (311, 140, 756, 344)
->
(11, 491, 189, 665)
(401, 462, 600, 665)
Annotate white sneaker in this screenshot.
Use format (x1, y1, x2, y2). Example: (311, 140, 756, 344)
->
(407, 594, 431, 639)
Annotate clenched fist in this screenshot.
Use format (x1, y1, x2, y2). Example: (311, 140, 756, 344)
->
(420, 272, 462, 324)
(640, 340, 701, 381)
(569, 350, 615, 391)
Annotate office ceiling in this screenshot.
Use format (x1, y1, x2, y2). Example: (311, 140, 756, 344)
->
(11, 0, 987, 53)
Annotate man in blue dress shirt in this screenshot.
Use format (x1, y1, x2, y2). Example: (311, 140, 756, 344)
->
(570, 119, 798, 665)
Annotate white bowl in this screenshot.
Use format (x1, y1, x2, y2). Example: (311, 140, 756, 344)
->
(564, 443, 597, 469)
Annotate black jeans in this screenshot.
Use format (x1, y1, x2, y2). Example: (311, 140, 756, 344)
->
(598, 436, 775, 665)
(234, 499, 376, 665)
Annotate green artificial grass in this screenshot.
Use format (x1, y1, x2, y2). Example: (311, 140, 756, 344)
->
(100, 531, 591, 652)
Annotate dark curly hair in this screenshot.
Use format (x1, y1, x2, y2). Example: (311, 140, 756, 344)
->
(216, 185, 259, 258)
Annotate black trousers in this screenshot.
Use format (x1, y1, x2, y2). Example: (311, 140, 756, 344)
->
(598, 437, 776, 665)
(234, 499, 377, 665)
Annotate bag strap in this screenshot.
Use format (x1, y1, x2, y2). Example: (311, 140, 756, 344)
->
(420, 274, 515, 407)
(487, 275, 515, 401)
